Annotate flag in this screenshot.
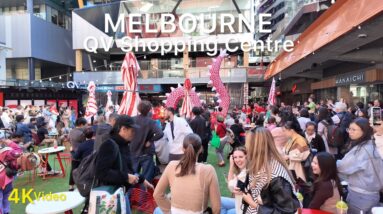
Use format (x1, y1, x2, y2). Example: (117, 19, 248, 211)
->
(267, 77, 276, 106)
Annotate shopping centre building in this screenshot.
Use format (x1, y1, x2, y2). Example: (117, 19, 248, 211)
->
(0, 0, 85, 108)
(71, 0, 269, 107)
(264, 0, 383, 105)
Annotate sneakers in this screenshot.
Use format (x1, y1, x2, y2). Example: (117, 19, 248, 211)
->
(47, 170, 62, 175)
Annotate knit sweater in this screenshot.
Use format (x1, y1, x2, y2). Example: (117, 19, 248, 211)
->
(153, 161, 221, 214)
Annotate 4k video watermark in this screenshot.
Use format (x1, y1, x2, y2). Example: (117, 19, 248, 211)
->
(8, 188, 67, 204)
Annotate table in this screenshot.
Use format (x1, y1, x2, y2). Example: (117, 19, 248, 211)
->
(26, 191, 85, 214)
(38, 146, 66, 179)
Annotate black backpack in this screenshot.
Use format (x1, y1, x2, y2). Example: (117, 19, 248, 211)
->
(73, 139, 120, 197)
(72, 151, 98, 197)
(322, 118, 345, 148)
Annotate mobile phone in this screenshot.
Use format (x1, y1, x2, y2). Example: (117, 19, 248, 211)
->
(371, 107, 382, 125)
(236, 180, 246, 192)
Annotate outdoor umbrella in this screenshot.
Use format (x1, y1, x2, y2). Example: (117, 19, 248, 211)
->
(118, 52, 141, 116)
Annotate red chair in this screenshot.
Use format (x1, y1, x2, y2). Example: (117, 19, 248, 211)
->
(299, 208, 332, 214)
(130, 188, 157, 214)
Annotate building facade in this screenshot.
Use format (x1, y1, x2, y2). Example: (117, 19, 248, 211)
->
(0, 0, 86, 107)
(72, 0, 266, 107)
(264, 0, 383, 106)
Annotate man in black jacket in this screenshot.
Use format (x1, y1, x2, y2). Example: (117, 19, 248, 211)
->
(130, 101, 163, 182)
(190, 107, 209, 162)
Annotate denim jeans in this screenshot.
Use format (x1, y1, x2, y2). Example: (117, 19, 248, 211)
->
(132, 155, 156, 182)
(216, 136, 229, 163)
(0, 183, 13, 214)
(153, 207, 163, 214)
(347, 189, 380, 214)
(221, 197, 236, 214)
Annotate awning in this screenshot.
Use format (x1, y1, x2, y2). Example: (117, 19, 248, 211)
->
(264, 0, 383, 80)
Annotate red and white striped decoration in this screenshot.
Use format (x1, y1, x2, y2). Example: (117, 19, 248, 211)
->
(105, 90, 113, 110)
(85, 81, 98, 119)
(165, 79, 201, 116)
(118, 52, 141, 116)
(208, 49, 230, 116)
(267, 77, 276, 106)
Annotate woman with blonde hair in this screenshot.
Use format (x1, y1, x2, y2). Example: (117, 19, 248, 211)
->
(242, 127, 300, 213)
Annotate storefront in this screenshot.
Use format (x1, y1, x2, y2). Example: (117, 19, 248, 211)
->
(278, 78, 314, 105)
(311, 69, 383, 105)
(0, 86, 85, 114)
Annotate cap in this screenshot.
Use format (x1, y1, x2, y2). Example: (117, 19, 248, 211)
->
(116, 115, 140, 129)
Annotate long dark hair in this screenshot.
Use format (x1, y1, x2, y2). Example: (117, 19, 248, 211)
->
(176, 133, 202, 177)
(349, 118, 374, 152)
(317, 107, 333, 124)
(314, 152, 342, 196)
(280, 110, 304, 136)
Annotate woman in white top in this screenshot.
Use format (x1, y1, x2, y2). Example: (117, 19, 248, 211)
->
(221, 146, 248, 214)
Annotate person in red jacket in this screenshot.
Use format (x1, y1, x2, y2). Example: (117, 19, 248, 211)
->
(254, 103, 266, 113)
(215, 115, 228, 167)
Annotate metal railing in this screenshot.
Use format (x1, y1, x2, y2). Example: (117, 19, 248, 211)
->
(0, 79, 68, 88)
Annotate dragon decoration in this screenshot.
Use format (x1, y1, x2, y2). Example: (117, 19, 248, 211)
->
(164, 49, 230, 117)
(208, 49, 230, 116)
(164, 79, 202, 117)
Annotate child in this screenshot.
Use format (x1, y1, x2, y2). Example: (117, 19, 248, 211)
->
(0, 138, 23, 214)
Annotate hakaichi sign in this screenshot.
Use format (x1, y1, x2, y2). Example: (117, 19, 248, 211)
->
(335, 72, 365, 86)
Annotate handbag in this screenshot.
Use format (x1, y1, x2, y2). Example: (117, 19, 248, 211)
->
(0, 160, 18, 177)
(88, 139, 126, 214)
(211, 131, 220, 148)
(362, 145, 383, 190)
(89, 186, 126, 214)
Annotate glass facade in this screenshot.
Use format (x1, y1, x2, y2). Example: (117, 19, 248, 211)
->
(0, 2, 72, 30)
(350, 84, 383, 104)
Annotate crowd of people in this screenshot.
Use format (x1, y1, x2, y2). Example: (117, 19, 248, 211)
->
(0, 95, 382, 214)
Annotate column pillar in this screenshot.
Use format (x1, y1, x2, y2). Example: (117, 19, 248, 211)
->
(27, 0, 33, 14)
(337, 86, 352, 104)
(183, 47, 189, 78)
(75, 50, 83, 72)
(75, 1, 84, 72)
(243, 43, 250, 67)
(28, 58, 35, 81)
